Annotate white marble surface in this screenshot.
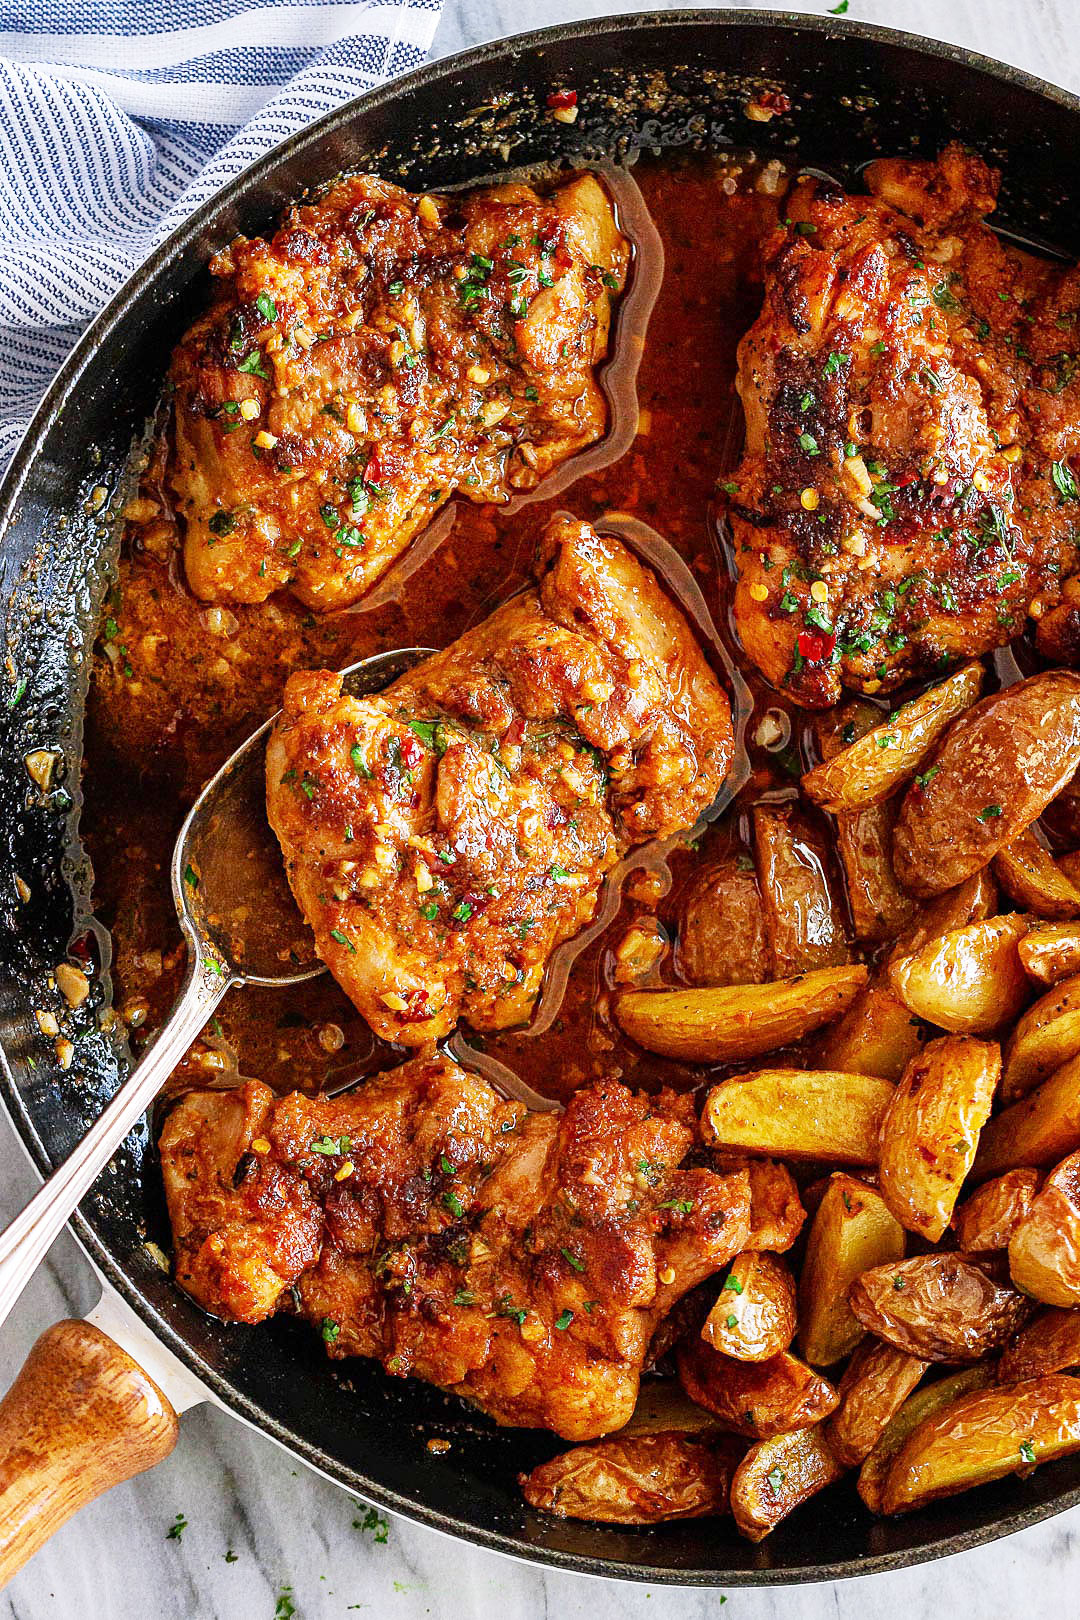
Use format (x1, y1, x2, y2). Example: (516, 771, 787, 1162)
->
(4, 1, 1080, 1615)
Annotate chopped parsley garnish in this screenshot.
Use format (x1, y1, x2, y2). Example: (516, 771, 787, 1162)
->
(235, 350, 269, 379)
(208, 509, 235, 536)
(914, 765, 940, 789)
(443, 1190, 465, 1218)
(255, 292, 278, 322)
(660, 1198, 695, 1214)
(822, 351, 850, 378)
(310, 1134, 352, 1156)
(726, 1314, 738, 1329)
(976, 804, 1003, 822)
(321, 1318, 341, 1344)
(766, 1467, 785, 1493)
(554, 1309, 574, 1331)
(166, 1513, 187, 1542)
(1019, 1439, 1036, 1464)
(722, 1273, 744, 1294)
(1052, 459, 1079, 501)
(893, 1274, 906, 1291)
(350, 743, 372, 777)
(451, 900, 473, 923)
(183, 864, 198, 889)
(797, 431, 820, 456)
(454, 1289, 475, 1307)
(329, 928, 356, 952)
(560, 1245, 585, 1272)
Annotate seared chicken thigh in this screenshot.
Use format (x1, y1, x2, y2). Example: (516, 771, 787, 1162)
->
(727, 145, 1080, 706)
(159, 1056, 751, 1440)
(266, 517, 733, 1045)
(170, 173, 628, 611)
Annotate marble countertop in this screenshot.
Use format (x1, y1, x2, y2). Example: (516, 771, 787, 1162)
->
(4, 1, 1080, 1615)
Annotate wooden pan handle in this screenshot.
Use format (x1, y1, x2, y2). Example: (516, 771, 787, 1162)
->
(0, 1319, 179, 1587)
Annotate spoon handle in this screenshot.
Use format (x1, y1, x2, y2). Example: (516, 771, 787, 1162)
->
(0, 965, 227, 1333)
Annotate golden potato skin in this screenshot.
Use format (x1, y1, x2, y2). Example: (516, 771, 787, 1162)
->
(802, 663, 985, 814)
(888, 916, 1030, 1036)
(675, 1338, 839, 1439)
(994, 829, 1080, 920)
(730, 1426, 845, 1542)
(953, 1169, 1040, 1252)
(1019, 922, 1080, 985)
(892, 672, 1080, 897)
(878, 1036, 1000, 1241)
(520, 1431, 741, 1523)
(857, 1365, 995, 1512)
(998, 1308, 1080, 1382)
(798, 1174, 906, 1366)
(815, 982, 925, 1082)
(880, 1374, 1080, 1514)
(703, 1069, 894, 1164)
(849, 1252, 1034, 1361)
(1002, 974, 1080, 1100)
(752, 804, 850, 974)
(615, 965, 868, 1064)
(826, 1338, 929, 1467)
(1009, 1149, 1080, 1306)
(675, 857, 773, 987)
(743, 1159, 807, 1253)
(701, 1251, 797, 1362)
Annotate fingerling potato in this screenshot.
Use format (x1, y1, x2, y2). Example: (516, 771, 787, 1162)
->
(618, 1381, 723, 1437)
(878, 1036, 1000, 1240)
(888, 916, 1030, 1035)
(730, 1426, 845, 1541)
(1009, 1149, 1080, 1306)
(752, 804, 849, 974)
(893, 671, 1080, 898)
(703, 1069, 894, 1164)
(953, 1169, 1040, 1252)
(998, 1308, 1080, 1382)
(702, 1251, 797, 1362)
(1019, 922, 1080, 985)
(744, 1159, 807, 1253)
(520, 1431, 742, 1523)
(857, 1365, 995, 1512)
(826, 1338, 929, 1467)
(880, 1374, 1080, 1514)
(798, 1174, 906, 1365)
(803, 663, 985, 813)
(973, 1053, 1080, 1178)
(890, 869, 999, 961)
(815, 981, 926, 1082)
(994, 829, 1080, 920)
(615, 964, 869, 1063)
(1002, 973, 1080, 1099)
(675, 854, 773, 987)
(676, 1338, 839, 1439)
(849, 1253, 1033, 1361)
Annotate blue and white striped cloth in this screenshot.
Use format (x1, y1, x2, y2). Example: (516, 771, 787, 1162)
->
(0, 0, 443, 470)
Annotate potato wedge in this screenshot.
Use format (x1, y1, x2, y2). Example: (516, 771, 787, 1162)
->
(893, 671, 1080, 897)
(676, 1339, 839, 1439)
(1019, 922, 1080, 986)
(880, 1374, 1080, 1514)
(826, 1338, 929, 1467)
(857, 1365, 995, 1511)
(849, 1253, 1033, 1362)
(878, 1036, 1000, 1240)
(520, 1431, 741, 1523)
(730, 1426, 845, 1541)
(752, 804, 849, 974)
(888, 916, 1030, 1036)
(744, 1159, 807, 1253)
(702, 1252, 797, 1362)
(994, 829, 1080, 920)
(1002, 973, 1080, 1100)
(803, 663, 985, 814)
(614, 965, 869, 1064)
(815, 982, 925, 1082)
(675, 856, 772, 987)
(1009, 1149, 1080, 1306)
(973, 1053, 1080, 1178)
(798, 1174, 906, 1365)
(835, 798, 917, 943)
(889, 869, 999, 962)
(617, 1381, 723, 1437)
(703, 1069, 894, 1164)
(953, 1169, 1040, 1252)
(998, 1308, 1080, 1382)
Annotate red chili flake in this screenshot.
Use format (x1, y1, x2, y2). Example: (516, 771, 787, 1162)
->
(894, 471, 918, 488)
(758, 89, 792, 115)
(797, 629, 836, 663)
(399, 732, 425, 770)
(546, 89, 578, 110)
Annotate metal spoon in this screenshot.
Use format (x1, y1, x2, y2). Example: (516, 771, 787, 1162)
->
(0, 646, 553, 1332)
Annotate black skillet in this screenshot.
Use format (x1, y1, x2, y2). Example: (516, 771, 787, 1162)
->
(1, 8, 1080, 1587)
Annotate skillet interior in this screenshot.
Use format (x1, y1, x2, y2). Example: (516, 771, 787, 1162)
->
(3, 10, 1080, 1584)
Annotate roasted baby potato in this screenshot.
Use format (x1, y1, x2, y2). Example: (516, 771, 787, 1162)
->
(618, 1381, 723, 1437)
(798, 1174, 906, 1365)
(880, 1374, 1080, 1514)
(702, 1251, 797, 1362)
(849, 1253, 1033, 1361)
(826, 1338, 929, 1467)
(1009, 1149, 1080, 1306)
(953, 1169, 1040, 1252)
(888, 916, 1030, 1036)
(802, 663, 984, 814)
(892, 671, 1080, 897)
(1019, 922, 1080, 985)
(520, 1431, 742, 1523)
(675, 855, 772, 987)
(614, 965, 868, 1063)
(815, 982, 925, 1083)
(1002, 973, 1080, 1100)
(878, 1036, 1000, 1240)
(752, 804, 850, 974)
(973, 1053, 1080, 1178)
(676, 1338, 839, 1439)
(744, 1159, 807, 1253)
(729, 1426, 845, 1542)
(856, 1365, 995, 1512)
(998, 1308, 1080, 1382)
(703, 1069, 894, 1164)
(994, 829, 1080, 920)
(892, 869, 1000, 959)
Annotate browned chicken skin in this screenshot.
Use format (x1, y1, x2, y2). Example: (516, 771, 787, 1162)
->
(169, 173, 628, 611)
(727, 144, 1080, 706)
(265, 517, 734, 1045)
(159, 1056, 752, 1441)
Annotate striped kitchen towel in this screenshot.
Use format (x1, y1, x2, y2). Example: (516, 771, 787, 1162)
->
(0, 0, 443, 471)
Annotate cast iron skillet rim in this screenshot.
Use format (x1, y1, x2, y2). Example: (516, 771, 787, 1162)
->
(4, 9, 1080, 1586)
